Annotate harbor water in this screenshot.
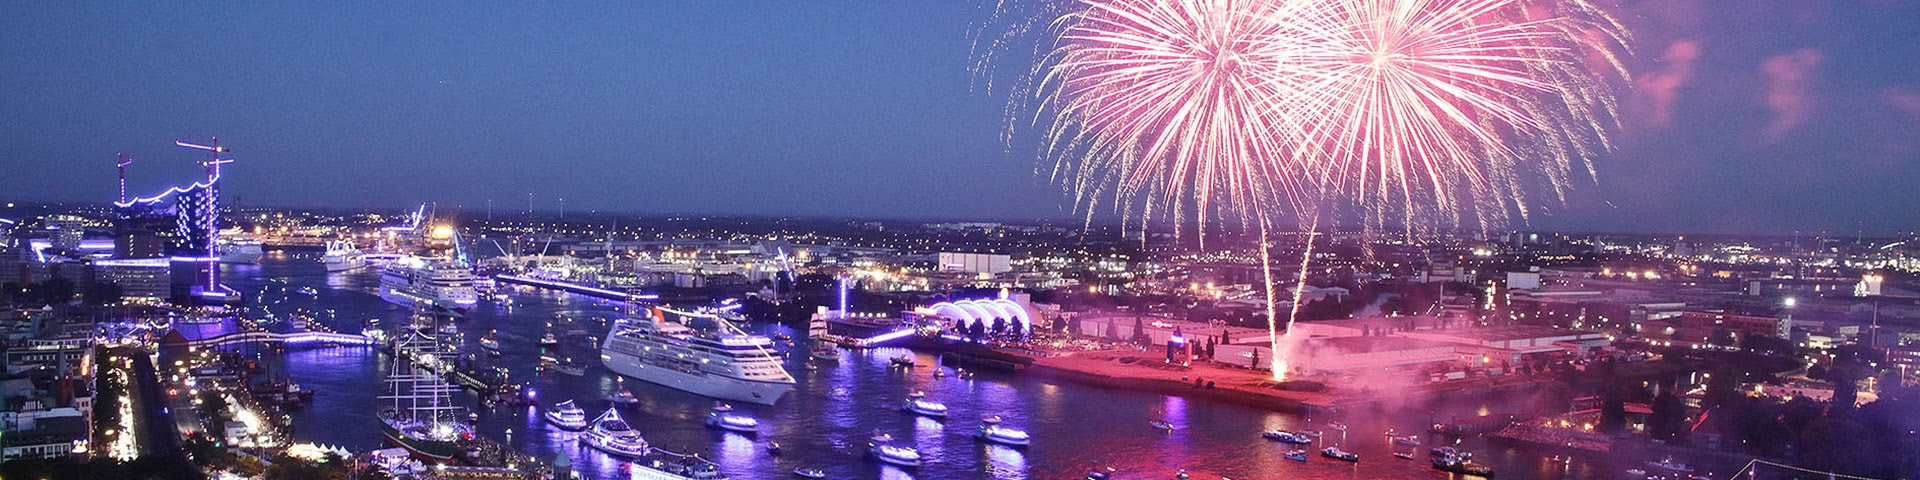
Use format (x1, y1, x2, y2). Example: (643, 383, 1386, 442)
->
(229, 252, 1639, 480)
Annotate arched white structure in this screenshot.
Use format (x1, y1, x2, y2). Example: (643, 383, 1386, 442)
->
(926, 298, 1031, 334)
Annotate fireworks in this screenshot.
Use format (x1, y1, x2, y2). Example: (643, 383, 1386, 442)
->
(986, 0, 1628, 379)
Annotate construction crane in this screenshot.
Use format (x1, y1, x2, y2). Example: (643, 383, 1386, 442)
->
(115, 153, 134, 203)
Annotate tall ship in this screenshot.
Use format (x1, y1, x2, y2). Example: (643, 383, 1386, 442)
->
(220, 238, 265, 264)
(380, 329, 473, 462)
(380, 255, 478, 315)
(601, 308, 795, 405)
(323, 240, 368, 272)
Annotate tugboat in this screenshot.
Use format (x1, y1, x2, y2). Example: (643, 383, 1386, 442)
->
(974, 416, 1031, 447)
(1321, 447, 1360, 462)
(543, 399, 589, 430)
(867, 432, 922, 468)
(902, 398, 949, 418)
(580, 408, 649, 458)
(706, 411, 760, 435)
(1261, 430, 1312, 444)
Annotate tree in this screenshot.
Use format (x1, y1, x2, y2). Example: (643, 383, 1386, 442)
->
(1132, 316, 1149, 345)
(1647, 392, 1690, 444)
(1598, 388, 1628, 434)
(991, 318, 1007, 337)
(1220, 329, 1231, 345)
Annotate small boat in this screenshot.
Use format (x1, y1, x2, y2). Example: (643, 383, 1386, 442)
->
(607, 387, 640, 407)
(1394, 452, 1415, 459)
(707, 411, 760, 435)
(543, 399, 589, 430)
(1434, 454, 1494, 476)
(903, 398, 949, 418)
(773, 332, 792, 342)
(1176, 470, 1190, 480)
(766, 442, 782, 455)
(1321, 447, 1359, 462)
(906, 390, 925, 399)
(933, 369, 946, 378)
(958, 369, 975, 379)
(1624, 468, 1648, 476)
(792, 467, 825, 479)
(552, 357, 586, 376)
(976, 421, 1031, 447)
(1646, 457, 1693, 473)
(479, 330, 501, 352)
(1430, 446, 1459, 457)
(889, 356, 916, 368)
(540, 333, 559, 347)
(1150, 420, 1175, 431)
(1261, 430, 1312, 444)
(1284, 450, 1308, 462)
(711, 402, 735, 413)
(1086, 468, 1116, 479)
(867, 433, 922, 468)
(1393, 435, 1420, 446)
(809, 345, 840, 361)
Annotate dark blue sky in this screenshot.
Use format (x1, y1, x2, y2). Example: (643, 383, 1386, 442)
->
(3, 2, 1917, 234)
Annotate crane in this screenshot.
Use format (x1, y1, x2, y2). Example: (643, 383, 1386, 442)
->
(115, 153, 134, 202)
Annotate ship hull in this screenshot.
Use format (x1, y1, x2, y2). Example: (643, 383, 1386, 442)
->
(603, 353, 793, 405)
(380, 287, 472, 316)
(380, 421, 460, 462)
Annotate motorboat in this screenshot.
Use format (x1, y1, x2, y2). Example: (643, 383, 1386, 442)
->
(706, 411, 760, 435)
(1646, 457, 1693, 473)
(1393, 435, 1421, 446)
(906, 390, 925, 399)
(1261, 430, 1312, 444)
(543, 400, 589, 430)
(1434, 454, 1495, 477)
(540, 332, 560, 347)
(889, 356, 916, 368)
(867, 433, 922, 468)
(1394, 452, 1416, 459)
(792, 468, 825, 479)
(608, 381, 641, 407)
(809, 345, 840, 361)
(1321, 447, 1359, 462)
(976, 421, 1031, 447)
(1284, 450, 1308, 462)
(765, 442, 782, 455)
(903, 398, 948, 418)
(580, 408, 650, 458)
(1150, 420, 1175, 431)
(710, 402, 735, 413)
(479, 330, 501, 352)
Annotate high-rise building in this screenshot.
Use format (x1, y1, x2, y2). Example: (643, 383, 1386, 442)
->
(46, 215, 85, 251)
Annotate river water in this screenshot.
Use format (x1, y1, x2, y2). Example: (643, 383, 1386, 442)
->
(224, 252, 1630, 480)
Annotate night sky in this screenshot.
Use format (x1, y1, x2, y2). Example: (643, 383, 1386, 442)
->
(2, 2, 1916, 234)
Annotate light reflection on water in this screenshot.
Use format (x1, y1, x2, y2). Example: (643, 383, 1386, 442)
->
(230, 256, 1627, 480)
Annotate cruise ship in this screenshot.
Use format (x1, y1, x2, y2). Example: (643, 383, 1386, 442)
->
(379, 255, 478, 315)
(220, 238, 265, 264)
(323, 240, 367, 272)
(600, 309, 795, 405)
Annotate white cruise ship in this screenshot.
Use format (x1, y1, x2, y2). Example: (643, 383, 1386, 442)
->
(220, 238, 265, 264)
(600, 310, 795, 405)
(323, 240, 367, 272)
(379, 255, 478, 315)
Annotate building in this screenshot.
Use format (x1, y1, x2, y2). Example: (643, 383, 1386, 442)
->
(937, 252, 1011, 275)
(91, 257, 171, 299)
(45, 216, 86, 252)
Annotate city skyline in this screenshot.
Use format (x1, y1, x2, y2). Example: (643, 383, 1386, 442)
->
(4, 2, 1919, 235)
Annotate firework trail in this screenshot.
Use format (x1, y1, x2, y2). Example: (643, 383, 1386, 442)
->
(980, 0, 1628, 380)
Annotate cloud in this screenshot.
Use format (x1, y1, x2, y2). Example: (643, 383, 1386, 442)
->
(1884, 87, 1920, 116)
(1759, 49, 1823, 144)
(1635, 40, 1700, 127)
